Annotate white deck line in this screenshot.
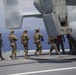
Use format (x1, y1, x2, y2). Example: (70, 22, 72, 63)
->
(9, 67, 76, 75)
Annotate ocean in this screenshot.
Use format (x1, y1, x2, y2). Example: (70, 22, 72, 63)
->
(2, 30, 69, 52)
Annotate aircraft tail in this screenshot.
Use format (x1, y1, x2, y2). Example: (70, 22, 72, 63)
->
(3, 0, 23, 29)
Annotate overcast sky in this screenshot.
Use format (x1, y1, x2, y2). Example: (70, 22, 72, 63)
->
(0, 0, 76, 32)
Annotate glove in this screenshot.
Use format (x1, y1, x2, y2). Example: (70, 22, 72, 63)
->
(41, 37, 44, 41)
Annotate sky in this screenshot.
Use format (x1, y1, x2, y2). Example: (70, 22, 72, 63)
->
(0, 0, 76, 33)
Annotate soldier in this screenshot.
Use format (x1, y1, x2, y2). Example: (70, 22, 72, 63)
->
(33, 28, 44, 56)
(48, 37, 60, 55)
(9, 30, 18, 59)
(0, 33, 4, 60)
(21, 30, 29, 58)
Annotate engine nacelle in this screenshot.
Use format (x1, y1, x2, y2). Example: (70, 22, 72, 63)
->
(34, 0, 70, 37)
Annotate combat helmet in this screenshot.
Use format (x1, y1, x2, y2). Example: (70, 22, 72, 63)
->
(10, 30, 14, 33)
(23, 30, 28, 33)
(35, 28, 40, 32)
(24, 30, 27, 32)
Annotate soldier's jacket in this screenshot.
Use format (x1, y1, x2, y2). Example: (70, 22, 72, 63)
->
(33, 32, 43, 42)
(21, 33, 29, 44)
(9, 34, 18, 42)
(9, 34, 18, 47)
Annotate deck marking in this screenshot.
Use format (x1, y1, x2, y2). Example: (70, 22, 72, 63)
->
(9, 67, 76, 75)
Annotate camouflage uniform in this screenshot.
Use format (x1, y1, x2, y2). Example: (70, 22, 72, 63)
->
(21, 30, 29, 58)
(48, 37, 60, 55)
(33, 28, 44, 56)
(0, 33, 4, 60)
(9, 30, 18, 59)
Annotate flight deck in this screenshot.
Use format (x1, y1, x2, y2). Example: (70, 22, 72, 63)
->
(0, 50, 76, 75)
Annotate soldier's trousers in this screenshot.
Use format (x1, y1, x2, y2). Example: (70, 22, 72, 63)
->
(50, 43, 60, 55)
(23, 44, 29, 57)
(35, 44, 42, 55)
(11, 46, 17, 59)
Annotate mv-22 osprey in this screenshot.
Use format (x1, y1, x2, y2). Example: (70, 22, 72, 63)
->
(3, 0, 76, 54)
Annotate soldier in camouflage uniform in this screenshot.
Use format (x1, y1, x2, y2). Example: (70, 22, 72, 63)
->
(48, 37, 60, 55)
(0, 33, 4, 60)
(9, 30, 18, 59)
(33, 28, 44, 56)
(21, 30, 29, 58)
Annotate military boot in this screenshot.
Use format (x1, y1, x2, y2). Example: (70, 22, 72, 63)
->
(10, 52, 13, 59)
(10, 55, 13, 59)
